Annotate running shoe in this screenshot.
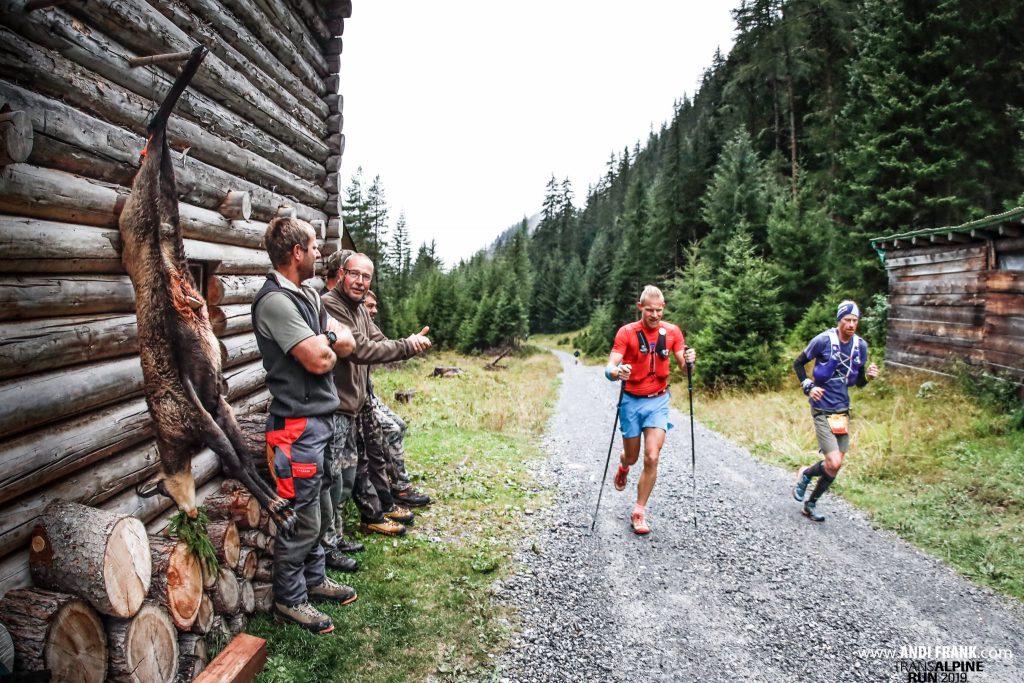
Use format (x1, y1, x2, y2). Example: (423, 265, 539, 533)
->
(793, 466, 811, 502)
(631, 510, 651, 535)
(802, 501, 825, 522)
(613, 465, 629, 492)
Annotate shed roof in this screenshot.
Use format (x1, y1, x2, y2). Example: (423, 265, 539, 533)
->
(871, 206, 1024, 251)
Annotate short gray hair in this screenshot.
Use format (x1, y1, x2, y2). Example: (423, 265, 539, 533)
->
(638, 285, 664, 306)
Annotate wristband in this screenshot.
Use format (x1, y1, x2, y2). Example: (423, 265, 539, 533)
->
(801, 379, 814, 395)
(605, 366, 615, 381)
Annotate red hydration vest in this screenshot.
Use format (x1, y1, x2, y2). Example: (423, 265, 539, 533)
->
(612, 321, 684, 396)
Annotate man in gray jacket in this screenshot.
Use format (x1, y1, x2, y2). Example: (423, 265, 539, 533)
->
(321, 253, 431, 551)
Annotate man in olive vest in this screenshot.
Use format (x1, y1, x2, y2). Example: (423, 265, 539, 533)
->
(252, 217, 357, 634)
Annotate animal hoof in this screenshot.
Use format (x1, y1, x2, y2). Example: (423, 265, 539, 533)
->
(136, 480, 165, 499)
(277, 514, 298, 540)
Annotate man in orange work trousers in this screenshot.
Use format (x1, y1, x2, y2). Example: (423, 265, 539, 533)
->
(605, 285, 697, 535)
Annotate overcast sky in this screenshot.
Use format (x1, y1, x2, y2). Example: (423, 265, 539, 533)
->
(339, 1, 739, 266)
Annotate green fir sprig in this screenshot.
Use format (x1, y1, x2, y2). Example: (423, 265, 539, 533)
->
(168, 506, 219, 576)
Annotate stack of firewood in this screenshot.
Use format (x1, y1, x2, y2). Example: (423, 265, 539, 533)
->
(0, 479, 278, 683)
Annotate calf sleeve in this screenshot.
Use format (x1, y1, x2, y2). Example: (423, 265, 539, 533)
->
(805, 460, 826, 479)
(808, 472, 835, 503)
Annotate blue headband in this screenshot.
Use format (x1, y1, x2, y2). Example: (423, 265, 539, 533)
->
(836, 302, 860, 321)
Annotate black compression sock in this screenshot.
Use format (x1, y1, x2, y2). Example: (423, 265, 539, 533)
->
(808, 473, 835, 502)
(805, 460, 826, 479)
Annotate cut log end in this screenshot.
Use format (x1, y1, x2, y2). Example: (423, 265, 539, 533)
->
(107, 602, 179, 683)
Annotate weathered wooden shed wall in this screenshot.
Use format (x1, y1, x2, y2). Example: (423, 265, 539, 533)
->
(873, 209, 1024, 382)
(0, 0, 354, 598)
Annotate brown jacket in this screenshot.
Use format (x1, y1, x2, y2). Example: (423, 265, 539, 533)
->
(322, 287, 412, 415)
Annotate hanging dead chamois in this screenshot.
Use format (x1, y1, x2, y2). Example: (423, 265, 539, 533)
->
(118, 46, 294, 535)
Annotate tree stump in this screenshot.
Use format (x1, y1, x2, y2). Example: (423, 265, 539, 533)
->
(253, 558, 273, 584)
(106, 602, 179, 683)
(191, 594, 214, 636)
(204, 491, 260, 530)
(29, 501, 151, 617)
(251, 583, 273, 613)
(238, 530, 273, 554)
(0, 588, 106, 682)
(394, 389, 416, 403)
(238, 580, 255, 615)
(207, 520, 240, 570)
(208, 567, 240, 616)
(258, 510, 277, 539)
(148, 535, 203, 631)
(0, 111, 33, 166)
(176, 633, 207, 683)
(235, 547, 257, 581)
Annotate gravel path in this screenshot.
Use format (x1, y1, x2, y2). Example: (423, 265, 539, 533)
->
(493, 351, 1024, 682)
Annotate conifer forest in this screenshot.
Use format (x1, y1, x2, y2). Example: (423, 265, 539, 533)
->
(342, 0, 1024, 388)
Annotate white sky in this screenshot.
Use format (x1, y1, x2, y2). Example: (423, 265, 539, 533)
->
(339, 1, 739, 266)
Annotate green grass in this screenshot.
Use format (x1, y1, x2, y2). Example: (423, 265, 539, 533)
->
(249, 349, 560, 682)
(686, 371, 1024, 601)
(529, 330, 603, 365)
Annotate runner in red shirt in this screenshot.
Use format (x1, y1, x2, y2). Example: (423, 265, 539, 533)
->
(605, 285, 696, 535)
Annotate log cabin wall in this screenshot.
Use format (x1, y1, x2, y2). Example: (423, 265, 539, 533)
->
(0, 0, 355, 599)
(873, 208, 1024, 383)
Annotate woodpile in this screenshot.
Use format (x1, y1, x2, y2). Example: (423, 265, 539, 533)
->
(0, 0, 355, 676)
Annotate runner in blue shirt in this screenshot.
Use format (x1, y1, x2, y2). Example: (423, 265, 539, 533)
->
(791, 300, 879, 521)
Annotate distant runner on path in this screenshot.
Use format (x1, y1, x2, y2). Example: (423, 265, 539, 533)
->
(605, 285, 696, 535)
(792, 299, 879, 522)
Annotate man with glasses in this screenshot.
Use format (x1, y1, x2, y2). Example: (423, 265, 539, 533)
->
(605, 285, 696, 535)
(252, 217, 358, 633)
(322, 253, 432, 544)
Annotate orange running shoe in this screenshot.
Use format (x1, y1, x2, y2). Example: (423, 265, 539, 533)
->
(631, 510, 650, 535)
(613, 465, 629, 491)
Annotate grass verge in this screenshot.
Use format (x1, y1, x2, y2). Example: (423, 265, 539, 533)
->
(248, 348, 560, 682)
(681, 370, 1024, 601)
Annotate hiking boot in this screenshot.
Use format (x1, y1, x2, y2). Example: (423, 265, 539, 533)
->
(383, 504, 415, 526)
(613, 465, 629, 492)
(393, 488, 432, 508)
(793, 466, 811, 502)
(630, 510, 651, 535)
(360, 518, 407, 536)
(324, 550, 359, 573)
(274, 601, 334, 634)
(309, 576, 358, 605)
(335, 538, 365, 554)
(802, 501, 825, 522)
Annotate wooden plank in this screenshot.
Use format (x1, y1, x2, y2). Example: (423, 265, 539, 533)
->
(888, 254, 988, 278)
(193, 632, 267, 683)
(982, 333, 1024, 358)
(0, 313, 138, 380)
(887, 329, 980, 350)
(0, 163, 123, 228)
(985, 316, 1024, 340)
(888, 292, 985, 308)
(0, 275, 136, 321)
(888, 304, 985, 326)
(210, 304, 254, 337)
(985, 293, 1024, 317)
(888, 277, 983, 296)
(884, 244, 987, 269)
(984, 270, 1024, 294)
(888, 318, 983, 343)
(221, 332, 260, 369)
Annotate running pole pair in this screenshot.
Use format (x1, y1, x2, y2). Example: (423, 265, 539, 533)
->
(590, 362, 697, 532)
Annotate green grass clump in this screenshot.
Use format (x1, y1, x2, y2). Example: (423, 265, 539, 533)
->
(689, 370, 1024, 601)
(248, 349, 559, 682)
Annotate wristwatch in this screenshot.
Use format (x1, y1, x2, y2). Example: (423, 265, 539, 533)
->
(324, 330, 338, 346)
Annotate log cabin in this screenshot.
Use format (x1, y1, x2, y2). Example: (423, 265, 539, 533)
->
(0, 0, 357, 603)
(870, 206, 1024, 384)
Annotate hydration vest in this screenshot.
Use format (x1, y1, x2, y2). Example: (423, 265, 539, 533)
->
(631, 322, 671, 381)
(812, 328, 864, 387)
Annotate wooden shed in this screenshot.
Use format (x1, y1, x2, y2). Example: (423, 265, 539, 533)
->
(870, 207, 1024, 383)
(0, 0, 356, 601)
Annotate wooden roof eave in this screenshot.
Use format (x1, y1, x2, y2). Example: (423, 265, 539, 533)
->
(870, 206, 1024, 251)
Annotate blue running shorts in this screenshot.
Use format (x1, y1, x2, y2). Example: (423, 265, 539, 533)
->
(618, 392, 670, 438)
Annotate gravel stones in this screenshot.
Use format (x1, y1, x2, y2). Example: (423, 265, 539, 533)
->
(494, 351, 1024, 682)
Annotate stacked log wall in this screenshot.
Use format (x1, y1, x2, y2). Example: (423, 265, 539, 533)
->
(0, 0, 354, 606)
(884, 236, 1024, 382)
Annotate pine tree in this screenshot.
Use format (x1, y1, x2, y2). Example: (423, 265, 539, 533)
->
(364, 175, 390, 268)
(343, 167, 370, 251)
(389, 211, 412, 298)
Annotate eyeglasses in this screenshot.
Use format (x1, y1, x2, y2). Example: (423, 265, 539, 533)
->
(344, 269, 373, 283)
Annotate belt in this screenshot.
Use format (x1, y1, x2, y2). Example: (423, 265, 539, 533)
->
(812, 408, 850, 417)
(624, 386, 669, 399)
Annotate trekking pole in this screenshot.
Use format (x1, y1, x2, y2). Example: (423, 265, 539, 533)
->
(591, 381, 625, 533)
(686, 360, 697, 530)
